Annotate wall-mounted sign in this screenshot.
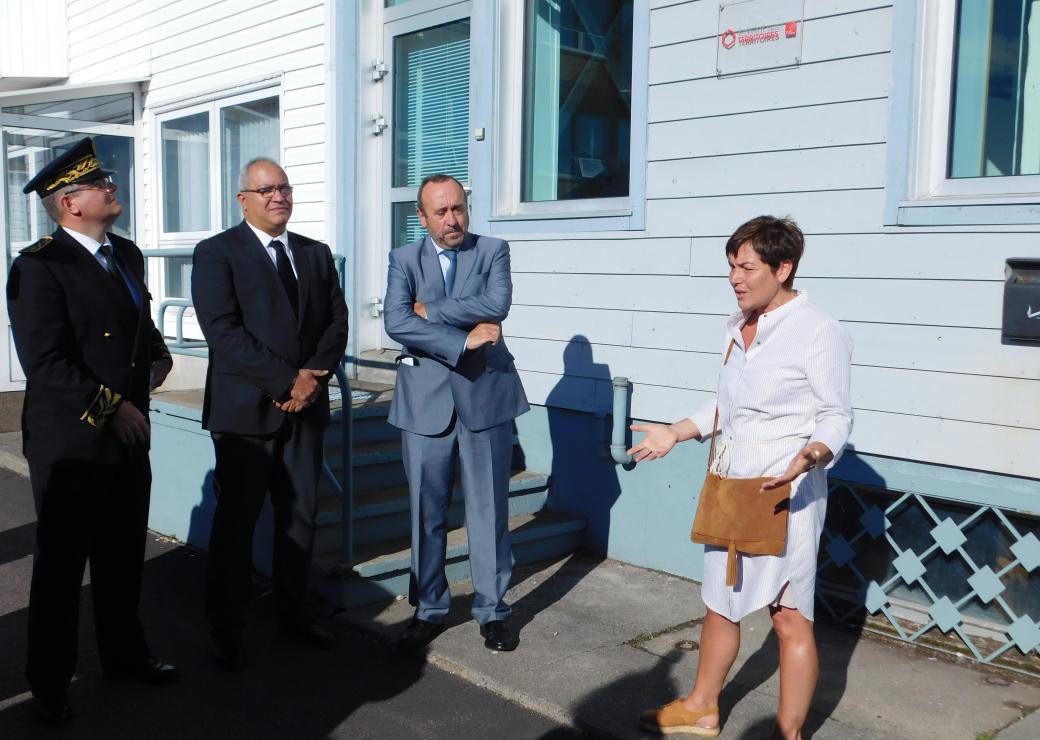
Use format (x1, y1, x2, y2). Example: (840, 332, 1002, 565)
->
(716, 0, 805, 77)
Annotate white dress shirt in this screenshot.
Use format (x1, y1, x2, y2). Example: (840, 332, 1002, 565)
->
(687, 292, 854, 621)
(246, 220, 297, 279)
(63, 226, 115, 270)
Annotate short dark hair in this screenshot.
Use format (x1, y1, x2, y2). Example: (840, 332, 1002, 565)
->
(416, 174, 466, 213)
(725, 215, 804, 290)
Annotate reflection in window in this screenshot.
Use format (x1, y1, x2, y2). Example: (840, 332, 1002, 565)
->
(161, 112, 210, 232)
(391, 202, 426, 250)
(522, 0, 633, 202)
(392, 20, 471, 188)
(949, 0, 1040, 177)
(220, 96, 280, 228)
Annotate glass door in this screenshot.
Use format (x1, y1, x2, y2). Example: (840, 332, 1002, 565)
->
(379, 3, 473, 347)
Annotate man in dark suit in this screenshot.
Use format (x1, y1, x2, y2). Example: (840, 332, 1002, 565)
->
(384, 174, 529, 652)
(191, 157, 348, 670)
(6, 138, 178, 725)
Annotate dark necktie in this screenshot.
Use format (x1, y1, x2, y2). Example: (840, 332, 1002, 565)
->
(99, 243, 140, 307)
(442, 248, 458, 296)
(270, 239, 299, 316)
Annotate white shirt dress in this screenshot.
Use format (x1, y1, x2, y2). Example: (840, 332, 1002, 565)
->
(687, 293, 853, 622)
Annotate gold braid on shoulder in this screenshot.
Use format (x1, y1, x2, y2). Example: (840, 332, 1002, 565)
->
(81, 384, 123, 430)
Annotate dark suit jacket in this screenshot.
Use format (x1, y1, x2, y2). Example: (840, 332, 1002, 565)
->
(191, 220, 349, 436)
(383, 233, 528, 435)
(6, 227, 170, 467)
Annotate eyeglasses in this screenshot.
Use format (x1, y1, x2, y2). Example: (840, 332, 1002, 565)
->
(240, 184, 294, 199)
(65, 177, 117, 195)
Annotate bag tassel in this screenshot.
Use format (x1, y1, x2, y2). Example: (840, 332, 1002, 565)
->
(726, 541, 738, 587)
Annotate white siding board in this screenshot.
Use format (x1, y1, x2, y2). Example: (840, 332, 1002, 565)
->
(518, 370, 609, 412)
(283, 143, 326, 166)
(284, 162, 325, 187)
(692, 233, 1040, 280)
(648, 99, 888, 161)
(282, 104, 324, 130)
(514, 274, 1001, 328)
(647, 144, 885, 198)
(506, 306, 635, 346)
(283, 84, 326, 110)
(649, 53, 890, 122)
(288, 202, 323, 223)
(649, 8, 891, 86)
(631, 384, 713, 427)
(852, 367, 1040, 430)
(282, 123, 324, 148)
(511, 237, 690, 274)
(283, 66, 326, 91)
(646, 189, 886, 236)
(150, 26, 324, 80)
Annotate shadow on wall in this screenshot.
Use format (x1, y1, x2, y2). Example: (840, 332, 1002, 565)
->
(543, 335, 622, 556)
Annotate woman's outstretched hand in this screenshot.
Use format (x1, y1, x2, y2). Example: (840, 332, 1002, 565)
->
(627, 423, 679, 462)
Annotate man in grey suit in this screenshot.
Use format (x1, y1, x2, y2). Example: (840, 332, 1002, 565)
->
(384, 174, 529, 652)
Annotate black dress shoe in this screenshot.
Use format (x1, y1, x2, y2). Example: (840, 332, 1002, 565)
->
(212, 632, 248, 672)
(105, 657, 180, 685)
(397, 618, 446, 651)
(32, 693, 72, 726)
(479, 620, 519, 651)
(279, 621, 336, 650)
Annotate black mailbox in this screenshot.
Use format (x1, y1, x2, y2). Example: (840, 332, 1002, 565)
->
(1003, 259, 1040, 345)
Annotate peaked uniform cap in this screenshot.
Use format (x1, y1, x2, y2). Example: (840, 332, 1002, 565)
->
(22, 137, 115, 198)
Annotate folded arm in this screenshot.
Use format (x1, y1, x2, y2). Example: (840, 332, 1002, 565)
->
(421, 241, 513, 328)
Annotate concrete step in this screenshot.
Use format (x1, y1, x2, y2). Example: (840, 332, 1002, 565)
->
(312, 510, 586, 609)
(313, 470, 549, 552)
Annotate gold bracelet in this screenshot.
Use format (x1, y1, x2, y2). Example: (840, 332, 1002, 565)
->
(806, 447, 822, 470)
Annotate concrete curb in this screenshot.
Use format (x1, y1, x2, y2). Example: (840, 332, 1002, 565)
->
(0, 447, 28, 478)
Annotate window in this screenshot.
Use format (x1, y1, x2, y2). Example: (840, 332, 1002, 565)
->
(492, 0, 647, 231)
(522, 0, 632, 202)
(157, 92, 279, 296)
(887, 0, 1040, 225)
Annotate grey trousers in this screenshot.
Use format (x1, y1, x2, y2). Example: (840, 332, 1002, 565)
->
(402, 416, 513, 625)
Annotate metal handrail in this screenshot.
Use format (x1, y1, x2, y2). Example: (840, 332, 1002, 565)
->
(146, 248, 355, 565)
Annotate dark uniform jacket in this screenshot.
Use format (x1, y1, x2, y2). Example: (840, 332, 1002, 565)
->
(191, 220, 349, 436)
(6, 227, 170, 467)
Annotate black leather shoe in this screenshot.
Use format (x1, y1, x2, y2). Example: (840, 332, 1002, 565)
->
(397, 618, 445, 651)
(479, 620, 519, 651)
(32, 693, 72, 726)
(279, 621, 336, 650)
(104, 657, 180, 685)
(212, 632, 248, 672)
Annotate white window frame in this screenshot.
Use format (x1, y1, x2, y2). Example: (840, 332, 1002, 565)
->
(489, 0, 649, 233)
(887, 0, 1040, 226)
(154, 86, 283, 249)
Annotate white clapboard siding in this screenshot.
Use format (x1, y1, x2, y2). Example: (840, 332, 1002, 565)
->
(284, 65, 326, 91)
(649, 53, 890, 122)
(647, 144, 886, 198)
(285, 162, 325, 186)
(849, 411, 1040, 480)
(517, 369, 612, 412)
(282, 123, 325, 148)
(650, 6, 892, 86)
(511, 237, 691, 275)
(283, 85, 326, 110)
(630, 313, 1037, 380)
(852, 367, 1040, 430)
(283, 143, 327, 167)
(513, 274, 1003, 328)
(648, 99, 888, 161)
(646, 189, 887, 236)
(282, 103, 324, 131)
(507, 306, 636, 346)
(649, 0, 893, 48)
(691, 233, 1040, 281)
(509, 337, 721, 391)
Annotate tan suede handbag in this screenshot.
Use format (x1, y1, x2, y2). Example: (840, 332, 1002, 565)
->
(690, 340, 791, 587)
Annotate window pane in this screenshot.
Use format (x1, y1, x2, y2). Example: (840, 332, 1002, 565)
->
(2, 93, 134, 124)
(221, 96, 280, 229)
(522, 0, 633, 202)
(392, 20, 471, 188)
(161, 112, 210, 232)
(4, 130, 133, 264)
(391, 201, 425, 249)
(949, 0, 1040, 177)
(164, 257, 192, 299)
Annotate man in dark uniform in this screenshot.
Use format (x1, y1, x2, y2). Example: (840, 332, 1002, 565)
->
(6, 138, 179, 725)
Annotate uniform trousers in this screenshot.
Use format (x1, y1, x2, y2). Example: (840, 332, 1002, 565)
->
(205, 415, 323, 636)
(26, 453, 152, 698)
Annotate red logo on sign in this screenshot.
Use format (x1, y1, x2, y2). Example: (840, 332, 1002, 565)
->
(785, 21, 798, 38)
(721, 29, 737, 49)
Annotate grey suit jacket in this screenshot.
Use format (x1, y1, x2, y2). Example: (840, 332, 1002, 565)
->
(384, 233, 529, 435)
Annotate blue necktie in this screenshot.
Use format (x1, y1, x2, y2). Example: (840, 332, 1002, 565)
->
(442, 248, 458, 296)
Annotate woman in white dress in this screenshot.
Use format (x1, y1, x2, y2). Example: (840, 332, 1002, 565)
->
(632, 217, 853, 740)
